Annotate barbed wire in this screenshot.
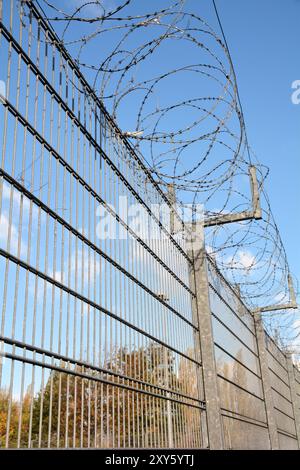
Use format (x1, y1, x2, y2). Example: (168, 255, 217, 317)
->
(28, 0, 299, 352)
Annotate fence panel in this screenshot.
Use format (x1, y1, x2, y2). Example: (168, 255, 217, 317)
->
(265, 335, 298, 449)
(207, 258, 270, 449)
(0, 0, 205, 449)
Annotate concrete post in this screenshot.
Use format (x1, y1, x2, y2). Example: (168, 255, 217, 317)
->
(167, 184, 176, 235)
(187, 222, 224, 450)
(254, 312, 279, 449)
(286, 355, 300, 448)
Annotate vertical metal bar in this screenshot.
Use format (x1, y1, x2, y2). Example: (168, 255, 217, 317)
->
(65, 370, 70, 448)
(73, 375, 77, 447)
(5, 359, 14, 448)
(28, 358, 35, 448)
(80, 371, 84, 447)
(94, 381, 98, 448)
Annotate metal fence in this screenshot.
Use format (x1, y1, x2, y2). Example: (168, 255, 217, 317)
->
(207, 258, 271, 449)
(265, 334, 298, 448)
(0, 0, 206, 449)
(0, 0, 299, 450)
(207, 256, 300, 449)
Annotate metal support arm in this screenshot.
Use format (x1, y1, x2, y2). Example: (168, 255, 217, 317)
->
(204, 166, 262, 227)
(252, 274, 298, 313)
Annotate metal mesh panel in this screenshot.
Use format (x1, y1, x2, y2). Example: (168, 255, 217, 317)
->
(266, 335, 297, 442)
(207, 258, 269, 449)
(278, 432, 298, 450)
(222, 415, 270, 450)
(0, 0, 205, 448)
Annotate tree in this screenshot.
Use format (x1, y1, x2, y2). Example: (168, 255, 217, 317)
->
(0, 342, 197, 448)
(0, 389, 31, 448)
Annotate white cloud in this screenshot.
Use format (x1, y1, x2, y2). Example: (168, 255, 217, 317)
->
(274, 292, 289, 304)
(224, 250, 256, 273)
(74, 249, 102, 281)
(238, 251, 255, 270)
(0, 213, 27, 256)
(2, 182, 31, 212)
(54, 248, 102, 287)
(54, 270, 62, 282)
(206, 244, 214, 254)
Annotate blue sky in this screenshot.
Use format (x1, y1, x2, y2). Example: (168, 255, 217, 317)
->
(208, 0, 300, 286)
